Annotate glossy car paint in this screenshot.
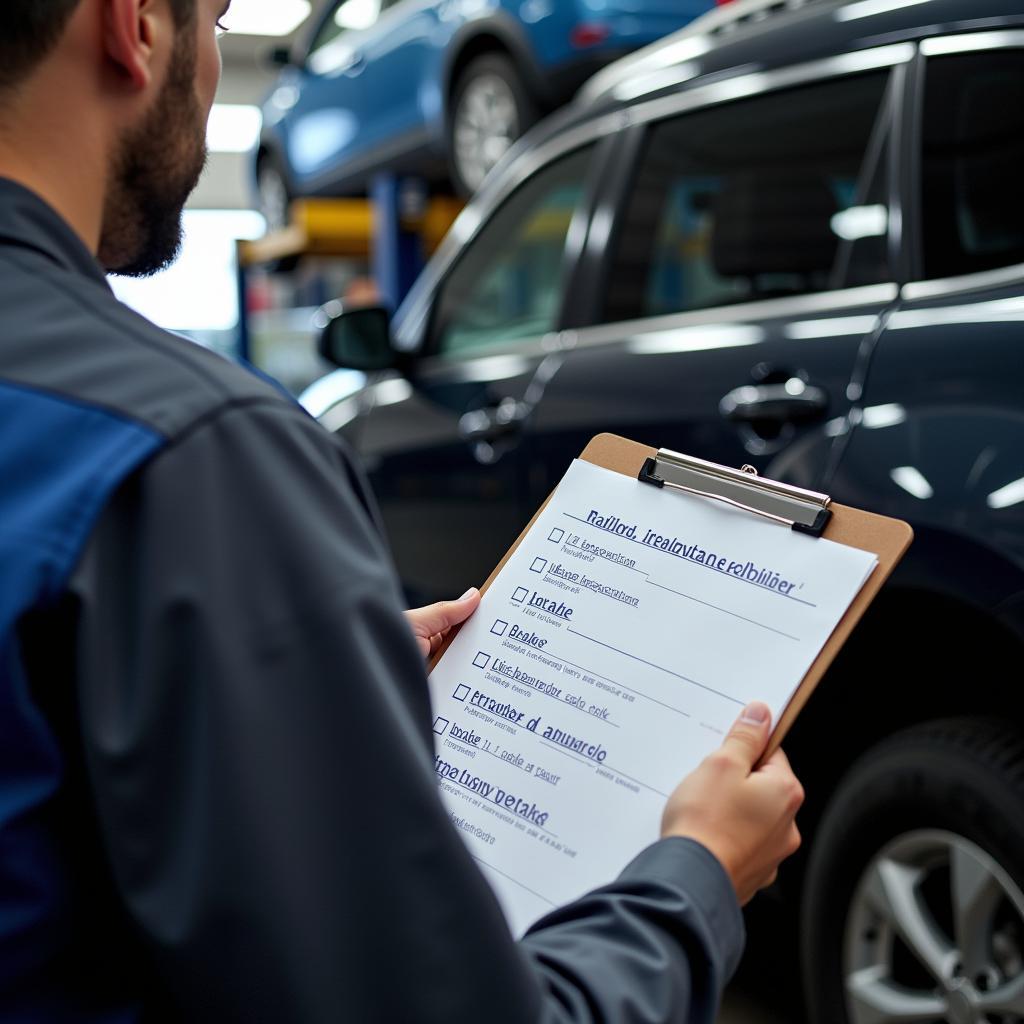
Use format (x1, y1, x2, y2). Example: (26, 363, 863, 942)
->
(258, 0, 713, 197)
(312, 0, 1024, 764)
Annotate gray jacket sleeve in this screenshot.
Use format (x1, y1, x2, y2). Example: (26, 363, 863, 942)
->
(67, 398, 744, 1023)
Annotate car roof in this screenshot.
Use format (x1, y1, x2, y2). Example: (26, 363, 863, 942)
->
(568, 0, 1024, 120)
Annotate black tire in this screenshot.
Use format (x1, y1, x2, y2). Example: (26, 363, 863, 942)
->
(447, 53, 539, 197)
(802, 718, 1024, 1024)
(255, 152, 300, 273)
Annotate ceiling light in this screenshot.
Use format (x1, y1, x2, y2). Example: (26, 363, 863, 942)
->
(648, 35, 711, 70)
(614, 63, 700, 102)
(336, 0, 380, 31)
(827, 42, 915, 70)
(890, 466, 933, 500)
(836, 0, 931, 22)
(206, 105, 262, 153)
(627, 324, 764, 355)
(374, 379, 413, 407)
(450, 355, 531, 384)
(921, 31, 1024, 56)
(785, 315, 879, 340)
(219, 0, 312, 37)
(301, 369, 368, 419)
(988, 477, 1024, 510)
(831, 204, 888, 241)
(862, 403, 906, 429)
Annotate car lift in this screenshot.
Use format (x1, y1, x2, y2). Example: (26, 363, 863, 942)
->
(235, 174, 463, 362)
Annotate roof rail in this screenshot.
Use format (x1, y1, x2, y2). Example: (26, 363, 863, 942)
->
(708, 0, 827, 37)
(578, 0, 831, 106)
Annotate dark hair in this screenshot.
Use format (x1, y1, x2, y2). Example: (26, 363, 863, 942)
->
(0, 0, 196, 91)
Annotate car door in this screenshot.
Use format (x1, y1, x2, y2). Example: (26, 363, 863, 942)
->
(830, 36, 1024, 614)
(283, 0, 389, 188)
(352, 0, 443, 154)
(342, 141, 605, 603)
(528, 50, 911, 505)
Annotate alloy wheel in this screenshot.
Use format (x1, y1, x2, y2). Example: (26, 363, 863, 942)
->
(844, 829, 1024, 1024)
(258, 163, 291, 233)
(452, 72, 520, 193)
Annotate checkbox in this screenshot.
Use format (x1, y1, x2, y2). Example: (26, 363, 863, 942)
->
(491, 619, 508, 636)
(530, 557, 547, 574)
(511, 586, 528, 603)
(453, 684, 470, 701)
(433, 716, 449, 736)
(472, 652, 490, 669)
(548, 528, 564, 543)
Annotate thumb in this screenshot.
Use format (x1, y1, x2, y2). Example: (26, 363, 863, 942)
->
(719, 701, 772, 771)
(408, 588, 480, 638)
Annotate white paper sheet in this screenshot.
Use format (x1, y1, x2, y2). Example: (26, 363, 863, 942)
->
(428, 458, 877, 935)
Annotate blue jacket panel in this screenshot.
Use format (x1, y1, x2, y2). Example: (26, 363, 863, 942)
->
(0, 379, 162, 1018)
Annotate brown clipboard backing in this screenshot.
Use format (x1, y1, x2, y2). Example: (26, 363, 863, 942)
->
(431, 432, 913, 757)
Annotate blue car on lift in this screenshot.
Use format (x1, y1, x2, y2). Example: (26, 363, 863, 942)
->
(255, 0, 715, 224)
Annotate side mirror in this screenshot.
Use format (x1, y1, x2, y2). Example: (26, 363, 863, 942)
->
(317, 303, 396, 371)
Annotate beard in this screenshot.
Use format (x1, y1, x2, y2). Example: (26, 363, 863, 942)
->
(100, 31, 208, 277)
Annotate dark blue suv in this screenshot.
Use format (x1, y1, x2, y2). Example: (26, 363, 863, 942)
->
(255, 0, 712, 221)
(311, 1, 1024, 1019)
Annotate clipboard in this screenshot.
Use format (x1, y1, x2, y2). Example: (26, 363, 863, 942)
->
(432, 432, 913, 757)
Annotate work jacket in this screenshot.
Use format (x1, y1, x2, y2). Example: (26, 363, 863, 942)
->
(0, 178, 743, 1022)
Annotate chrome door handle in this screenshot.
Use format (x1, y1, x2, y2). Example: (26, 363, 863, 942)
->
(719, 380, 828, 424)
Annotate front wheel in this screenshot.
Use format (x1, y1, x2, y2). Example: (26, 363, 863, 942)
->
(256, 154, 293, 233)
(802, 719, 1024, 1024)
(447, 53, 538, 197)
(255, 154, 300, 272)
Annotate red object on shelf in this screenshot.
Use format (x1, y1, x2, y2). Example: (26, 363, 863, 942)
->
(570, 22, 611, 48)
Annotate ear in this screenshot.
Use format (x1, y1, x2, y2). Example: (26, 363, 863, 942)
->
(102, 0, 162, 90)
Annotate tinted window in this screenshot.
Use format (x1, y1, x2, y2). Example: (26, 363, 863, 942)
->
(432, 146, 594, 355)
(921, 50, 1024, 280)
(603, 71, 892, 323)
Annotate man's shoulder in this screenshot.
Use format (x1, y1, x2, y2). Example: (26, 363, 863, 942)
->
(0, 245, 288, 441)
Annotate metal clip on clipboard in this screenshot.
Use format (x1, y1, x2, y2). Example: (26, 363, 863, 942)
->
(638, 449, 833, 538)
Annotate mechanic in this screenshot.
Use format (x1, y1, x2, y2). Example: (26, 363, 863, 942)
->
(0, 1, 804, 1020)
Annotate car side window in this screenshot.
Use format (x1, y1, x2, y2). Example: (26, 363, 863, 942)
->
(431, 145, 595, 356)
(921, 50, 1024, 280)
(603, 71, 892, 323)
(307, 0, 384, 74)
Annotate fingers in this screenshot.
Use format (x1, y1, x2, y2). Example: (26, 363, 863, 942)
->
(718, 701, 772, 771)
(741, 822, 802, 905)
(787, 822, 802, 857)
(755, 747, 793, 777)
(665, 703, 803, 906)
(756, 749, 805, 813)
(407, 588, 480, 640)
(761, 747, 791, 771)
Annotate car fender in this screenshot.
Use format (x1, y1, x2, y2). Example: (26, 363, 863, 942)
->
(300, 368, 374, 444)
(440, 10, 550, 121)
